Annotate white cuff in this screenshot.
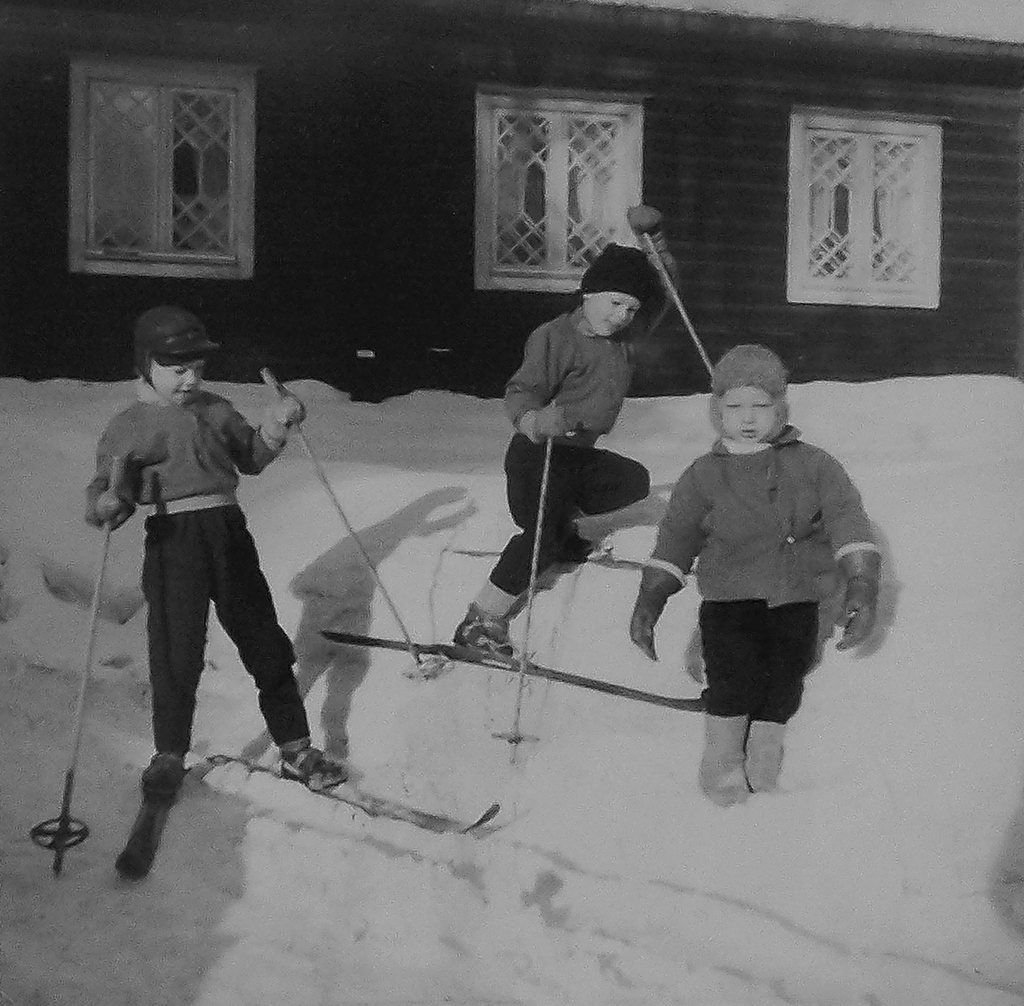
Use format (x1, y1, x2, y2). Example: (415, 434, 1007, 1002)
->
(834, 542, 879, 561)
(644, 557, 687, 587)
(517, 411, 539, 441)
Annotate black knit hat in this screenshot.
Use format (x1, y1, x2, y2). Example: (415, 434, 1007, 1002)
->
(580, 244, 659, 303)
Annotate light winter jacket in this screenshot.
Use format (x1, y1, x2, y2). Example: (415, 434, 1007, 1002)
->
(650, 427, 876, 607)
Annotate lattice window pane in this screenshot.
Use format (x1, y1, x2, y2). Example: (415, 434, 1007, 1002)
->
(871, 138, 920, 283)
(788, 109, 940, 308)
(172, 91, 234, 253)
(807, 133, 854, 279)
(89, 84, 159, 251)
(476, 90, 643, 292)
(495, 112, 550, 267)
(565, 116, 619, 268)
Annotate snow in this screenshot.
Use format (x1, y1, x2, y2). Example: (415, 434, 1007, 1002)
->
(2, 372, 1024, 1006)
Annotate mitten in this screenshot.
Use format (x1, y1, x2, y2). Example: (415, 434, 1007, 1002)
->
(269, 392, 307, 428)
(261, 393, 307, 446)
(519, 402, 569, 443)
(85, 455, 137, 530)
(86, 490, 135, 530)
(836, 549, 881, 650)
(629, 565, 683, 660)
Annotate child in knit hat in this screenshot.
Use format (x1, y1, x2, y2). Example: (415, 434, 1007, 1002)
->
(454, 242, 669, 655)
(628, 344, 880, 806)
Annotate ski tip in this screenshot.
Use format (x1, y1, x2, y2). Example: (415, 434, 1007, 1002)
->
(463, 801, 501, 833)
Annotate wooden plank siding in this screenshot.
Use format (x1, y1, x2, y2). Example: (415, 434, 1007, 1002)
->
(0, 1, 1020, 398)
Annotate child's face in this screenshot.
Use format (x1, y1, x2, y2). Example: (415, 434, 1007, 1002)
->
(149, 357, 206, 404)
(718, 386, 778, 442)
(582, 291, 641, 337)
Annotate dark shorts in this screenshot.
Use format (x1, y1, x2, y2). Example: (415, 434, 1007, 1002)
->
(698, 599, 819, 722)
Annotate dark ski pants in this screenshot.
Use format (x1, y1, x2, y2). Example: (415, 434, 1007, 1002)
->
(698, 600, 819, 722)
(489, 433, 650, 597)
(142, 506, 310, 756)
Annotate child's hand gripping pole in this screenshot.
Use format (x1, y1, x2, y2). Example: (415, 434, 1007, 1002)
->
(259, 369, 445, 677)
(86, 452, 137, 531)
(626, 204, 714, 381)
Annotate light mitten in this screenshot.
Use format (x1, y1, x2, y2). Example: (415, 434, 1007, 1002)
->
(85, 455, 136, 530)
(519, 402, 569, 443)
(261, 393, 307, 447)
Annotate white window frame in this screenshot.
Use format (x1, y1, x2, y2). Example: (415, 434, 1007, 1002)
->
(475, 88, 643, 293)
(68, 57, 255, 280)
(787, 107, 942, 309)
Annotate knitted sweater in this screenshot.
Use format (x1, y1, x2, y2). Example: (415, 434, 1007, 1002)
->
(650, 428, 876, 607)
(504, 307, 633, 448)
(86, 383, 281, 508)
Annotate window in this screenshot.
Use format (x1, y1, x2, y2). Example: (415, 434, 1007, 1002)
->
(475, 89, 643, 292)
(69, 58, 255, 280)
(787, 108, 941, 308)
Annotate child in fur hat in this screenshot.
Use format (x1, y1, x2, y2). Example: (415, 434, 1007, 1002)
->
(629, 344, 880, 806)
(454, 243, 669, 655)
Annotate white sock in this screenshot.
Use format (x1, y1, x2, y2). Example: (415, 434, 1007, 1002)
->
(472, 581, 518, 617)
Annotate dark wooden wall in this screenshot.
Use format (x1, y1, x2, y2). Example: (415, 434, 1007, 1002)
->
(0, 1, 1020, 399)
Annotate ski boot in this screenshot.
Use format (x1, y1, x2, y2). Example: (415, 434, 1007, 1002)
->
(744, 720, 786, 793)
(453, 603, 514, 658)
(140, 752, 187, 802)
(697, 715, 751, 807)
(280, 740, 348, 792)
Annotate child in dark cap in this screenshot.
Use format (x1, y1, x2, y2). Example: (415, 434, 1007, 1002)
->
(86, 305, 348, 802)
(454, 243, 667, 655)
(629, 344, 880, 806)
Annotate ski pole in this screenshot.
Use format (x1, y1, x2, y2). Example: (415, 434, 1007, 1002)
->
(31, 520, 115, 874)
(494, 434, 553, 752)
(626, 205, 714, 382)
(260, 370, 433, 671)
(638, 232, 714, 380)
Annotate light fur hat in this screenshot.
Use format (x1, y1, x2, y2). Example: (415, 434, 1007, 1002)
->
(712, 344, 788, 398)
(709, 344, 790, 438)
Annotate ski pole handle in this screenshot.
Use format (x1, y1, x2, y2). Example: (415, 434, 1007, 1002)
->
(261, 367, 288, 398)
